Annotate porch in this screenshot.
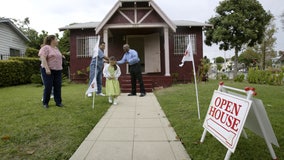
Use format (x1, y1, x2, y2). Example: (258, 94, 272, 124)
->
(71, 74, 173, 93)
(119, 75, 173, 93)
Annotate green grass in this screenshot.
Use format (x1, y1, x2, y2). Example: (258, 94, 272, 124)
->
(155, 80, 284, 160)
(0, 83, 110, 160)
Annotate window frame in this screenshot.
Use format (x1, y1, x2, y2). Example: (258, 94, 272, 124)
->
(76, 36, 99, 58)
(174, 34, 197, 55)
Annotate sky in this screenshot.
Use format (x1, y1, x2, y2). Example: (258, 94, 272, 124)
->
(1, 0, 283, 61)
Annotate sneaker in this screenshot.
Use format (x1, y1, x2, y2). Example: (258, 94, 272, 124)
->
(108, 96, 113, 104)
(87, 93, 92, 97)
(96, 93, 105, 96)
(113, 98, 118, 105)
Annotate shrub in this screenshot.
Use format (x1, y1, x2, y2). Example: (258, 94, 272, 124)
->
(0, 60, 25, 86)
(25, 47, 39, 57)
(9, 57, 41, 83)
(247, 67, 283, 85)
(30, 74, 43, 84)
(220, 74, 228, 80)
(0, 58, 41, 87)
(234, 74, 245, 82)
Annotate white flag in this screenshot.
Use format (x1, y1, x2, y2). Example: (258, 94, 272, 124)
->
(179, 35, 193, 67)
(85, 35, 100, 95)
(92, 35, 100, 58)
(85, 77, 98, 95)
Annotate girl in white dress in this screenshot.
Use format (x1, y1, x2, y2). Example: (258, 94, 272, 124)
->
(103, 56, 121, 105)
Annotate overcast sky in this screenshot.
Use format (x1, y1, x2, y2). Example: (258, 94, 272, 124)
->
(1, 0, 283, 60)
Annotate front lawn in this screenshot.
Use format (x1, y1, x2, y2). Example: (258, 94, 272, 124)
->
(0, 83, 110, 159)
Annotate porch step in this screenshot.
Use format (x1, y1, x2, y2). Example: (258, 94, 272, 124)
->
(119, 76, 153, 93)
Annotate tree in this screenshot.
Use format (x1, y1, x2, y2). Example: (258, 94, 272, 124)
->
(239, 47, 260, 68)
(204, 0, 272, 78)
(58, 30, 70, 54)
(254, 18, 277, 70)
(4, 17, 49, 49)
(26, 29, 48, 49)
(215, 56, 225, 63)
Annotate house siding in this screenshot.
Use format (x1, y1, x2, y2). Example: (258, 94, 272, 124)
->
(169, 27, 203, 82)
(69, 29, 98, 82)
(69, 26, 204, 83)
(0, 23, 27, 59)
(65, 0, 206, 85)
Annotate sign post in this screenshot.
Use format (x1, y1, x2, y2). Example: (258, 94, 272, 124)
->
(200, 82, 279, 160)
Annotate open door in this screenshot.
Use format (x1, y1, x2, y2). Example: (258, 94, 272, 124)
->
(144, 33, 161, 73)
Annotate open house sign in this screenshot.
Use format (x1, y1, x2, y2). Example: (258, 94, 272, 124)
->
(203, 90, 252, 152)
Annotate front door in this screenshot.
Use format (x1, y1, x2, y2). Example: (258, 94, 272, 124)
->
(126, 33, 161, 73)
(144, 33, 161, 73)
(127, 36, 145, 72)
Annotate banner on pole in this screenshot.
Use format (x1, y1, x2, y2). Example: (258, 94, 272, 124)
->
(85, 78, 98, 95)
(178, 35, 200, 119)
(92, 35, 100, 58)
(85, 35, 100, 95)
(179, 35, 193, 67)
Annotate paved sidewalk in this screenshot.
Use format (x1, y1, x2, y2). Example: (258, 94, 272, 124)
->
(70, 93, 190, 160)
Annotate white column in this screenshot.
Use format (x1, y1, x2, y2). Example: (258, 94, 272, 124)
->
(164, 27, 170, 76)
(103, 29, 108, 57)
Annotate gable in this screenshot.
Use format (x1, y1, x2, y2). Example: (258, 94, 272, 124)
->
(96, 0, 176, 34)
(107, 7, 164, 24)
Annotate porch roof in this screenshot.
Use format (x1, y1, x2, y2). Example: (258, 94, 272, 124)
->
(173, 20, 212, 27)
(59, 22, 100, 31)
(59, 20, 211, 31)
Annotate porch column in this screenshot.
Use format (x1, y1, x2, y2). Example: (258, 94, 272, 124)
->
(103, 29, 108, 57)
(164, 27, 170, 76)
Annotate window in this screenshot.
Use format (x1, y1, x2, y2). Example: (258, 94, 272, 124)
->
(174, 34, 196, 55)
(10, 48, 20, 57)
(76, 36, 99, 58)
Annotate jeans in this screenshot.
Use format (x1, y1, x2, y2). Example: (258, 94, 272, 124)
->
(89, 63, 103, 94)
(41, 67, 62, 105)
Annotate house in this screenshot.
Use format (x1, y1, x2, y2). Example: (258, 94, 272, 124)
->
(0, 18, 30, 60)
(59, 0, 211, 92)
(272, 53, 284, 69)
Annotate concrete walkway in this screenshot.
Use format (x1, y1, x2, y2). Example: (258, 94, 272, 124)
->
(70, 93, 190, 160)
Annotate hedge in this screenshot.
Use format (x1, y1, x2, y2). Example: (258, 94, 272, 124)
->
(247, 67, 283, 85)
(0, 57, 41, 87)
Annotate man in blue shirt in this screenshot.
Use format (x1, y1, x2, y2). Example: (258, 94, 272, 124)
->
(88, 42, 108, 97)
(117, 44, 146, 97)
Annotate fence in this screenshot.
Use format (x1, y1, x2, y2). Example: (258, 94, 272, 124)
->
(0, 54, 24, 60)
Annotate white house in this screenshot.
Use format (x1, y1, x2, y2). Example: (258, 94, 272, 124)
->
(0, 18, 30, 60)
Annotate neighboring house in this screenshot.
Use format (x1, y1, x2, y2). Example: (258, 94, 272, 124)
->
(59, 0, 211, 91)
(272, 54, 284, 69)
(0, 18, 30, 60)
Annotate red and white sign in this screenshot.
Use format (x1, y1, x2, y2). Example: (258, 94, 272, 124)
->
(203, 90, 252, 152)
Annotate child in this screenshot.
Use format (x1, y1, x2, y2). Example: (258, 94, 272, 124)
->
(103, 56, 121, 105)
